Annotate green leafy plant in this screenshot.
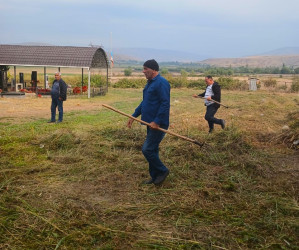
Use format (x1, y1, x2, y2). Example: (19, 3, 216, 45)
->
(124, 68, 133, 76)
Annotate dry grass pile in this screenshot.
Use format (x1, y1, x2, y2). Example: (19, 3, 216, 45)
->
(258, 110, 299, 150)
(272, 111, 299, 149)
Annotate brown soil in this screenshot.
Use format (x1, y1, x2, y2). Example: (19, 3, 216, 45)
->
(0, 94, 103, 122)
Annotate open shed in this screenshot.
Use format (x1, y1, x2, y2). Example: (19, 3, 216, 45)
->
(0, 44, 109, 98)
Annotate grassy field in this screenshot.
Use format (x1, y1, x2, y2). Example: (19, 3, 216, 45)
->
(0, 88, 298, 249)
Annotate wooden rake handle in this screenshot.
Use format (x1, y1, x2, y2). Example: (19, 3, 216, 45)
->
(198, 97, 229, 108)
(102, 104, 204, 147)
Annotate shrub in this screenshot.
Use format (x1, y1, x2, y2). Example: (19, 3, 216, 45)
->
(180, 70, 188, 77)
(124, 68, 132, 76)
(160, 68, 169, 75)
(113, 78, 146, 88)
(217, 77, 243, 90)
(59, 75, 106, 88)
(239, 80, 250, 90)
(186, 79, 206, 89)
(263, 78, 277, 88)
(291, 77, 299, 92)
(165, 75, 187, 88)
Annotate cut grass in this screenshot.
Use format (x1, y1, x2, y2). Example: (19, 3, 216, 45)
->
(0, 89, 298, 249)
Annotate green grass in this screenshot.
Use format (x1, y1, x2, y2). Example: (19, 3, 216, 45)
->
(0, 89, 298, 249)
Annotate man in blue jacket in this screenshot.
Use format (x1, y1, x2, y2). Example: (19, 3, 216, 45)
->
(48, 72, 67, 123)
(127, 59, 170, 185)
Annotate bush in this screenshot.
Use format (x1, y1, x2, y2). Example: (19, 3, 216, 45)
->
(165, 75, 187, 88)
(124, 68, 132, 76)
(180, 70, 188, 77)
(217, 77, 244, 90)
(160, 68, 169, 75)
(186, 79, 206, 89)
(263, 78, 277, 88)
(291, 77, 299, 92)
(239, 80, 250, 90)
(113, 78, 146, 88)
(59, 75, 106, 88)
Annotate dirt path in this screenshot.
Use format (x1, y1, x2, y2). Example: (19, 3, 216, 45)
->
(0, 94, 104, 122)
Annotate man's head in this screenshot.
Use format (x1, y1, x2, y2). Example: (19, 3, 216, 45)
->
(143, 59, 159, 80)
(205, 75, 214, 85)
(55, 72, 61, 81)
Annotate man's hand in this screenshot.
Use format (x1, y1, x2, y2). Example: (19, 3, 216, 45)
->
(149, 121, 159, 130)
(192, 94, 198, 98)
(206, 96, 212, 100)
(127, 118, 134, 128)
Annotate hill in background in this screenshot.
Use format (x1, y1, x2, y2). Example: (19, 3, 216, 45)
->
(113, 47, 209, 62)
(114, 46, 299, 67)
(7, 43, 299, 67)
(200, 55, 299, 68)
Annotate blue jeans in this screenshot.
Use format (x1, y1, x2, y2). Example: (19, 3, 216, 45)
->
(142, 125, 169, 181)
(205, 104, 221, 129)
(51, 96, 63, 122)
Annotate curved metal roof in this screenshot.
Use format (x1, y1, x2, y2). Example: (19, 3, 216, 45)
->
(0, 45, 108, 68)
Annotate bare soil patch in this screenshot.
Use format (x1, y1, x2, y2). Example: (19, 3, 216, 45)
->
(0, 95, 104, 122)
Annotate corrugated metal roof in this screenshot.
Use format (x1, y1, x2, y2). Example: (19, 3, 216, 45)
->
(0, 45, 108, 68)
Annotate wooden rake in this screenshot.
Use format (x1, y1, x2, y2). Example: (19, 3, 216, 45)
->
(198, 97, 229, 108)
(102, 104, 205, 147)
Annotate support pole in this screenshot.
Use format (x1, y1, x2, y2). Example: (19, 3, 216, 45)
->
(106, 63, 109, 93)
(81, 68, 84, 94)
(14, 66, 16, 91)
(44, 67, 46, 89)
(88, 68, 91, 98)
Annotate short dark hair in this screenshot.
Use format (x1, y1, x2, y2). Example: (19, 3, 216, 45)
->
(206, 75, 213, 79)
(143, 59, 159, 71)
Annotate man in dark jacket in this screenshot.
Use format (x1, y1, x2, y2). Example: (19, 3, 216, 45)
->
(48, 72, 67, 123)
(193, 75, 225, 133)
(127, 59, 171, 185)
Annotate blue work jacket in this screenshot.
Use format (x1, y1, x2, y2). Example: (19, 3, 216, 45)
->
(132, 74, 170, 127)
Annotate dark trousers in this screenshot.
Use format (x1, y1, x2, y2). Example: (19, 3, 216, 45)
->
(205, 104, 222, 130)
(142, 125, 168, 181)
(51, 96, 63, 122)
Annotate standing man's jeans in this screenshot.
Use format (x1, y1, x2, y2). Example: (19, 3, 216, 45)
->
(51, 96, 63, 122)
(205, 104, 221, 130)
(142, 125, 168, 181)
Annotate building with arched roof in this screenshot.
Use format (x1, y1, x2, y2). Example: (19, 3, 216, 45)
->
(0, 44, 109, 98)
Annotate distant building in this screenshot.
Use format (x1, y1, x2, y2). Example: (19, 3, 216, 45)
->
(0, 44, 109, 98)
(249, 77, 258, 91)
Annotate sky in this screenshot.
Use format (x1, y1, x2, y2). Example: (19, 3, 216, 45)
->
(0, 0, 298, 58)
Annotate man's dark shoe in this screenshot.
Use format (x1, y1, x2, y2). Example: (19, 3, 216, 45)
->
(154, 170, 169, 185)
(47, 120, 55, 123)
(56, 120, 62, 124)
(142, 179, 154, 185)
(209, 128, 214, 133)
(220, 119, 226, 129)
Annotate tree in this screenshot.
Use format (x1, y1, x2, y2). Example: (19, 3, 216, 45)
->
(180, 69, 188, 77)
(281, 64, 292, 74)
(124, 68, 132, 76)
(161, 68, 169, 75)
